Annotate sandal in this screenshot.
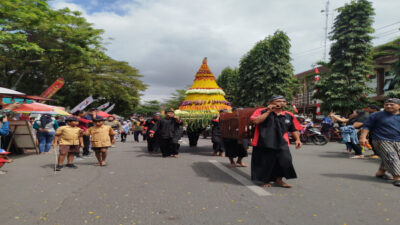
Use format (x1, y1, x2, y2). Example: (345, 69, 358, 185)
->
(393, 180, 400, 187)
(376, 174, 394, 180)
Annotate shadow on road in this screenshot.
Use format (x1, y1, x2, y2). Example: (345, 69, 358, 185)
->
(191, 161, 243, 185)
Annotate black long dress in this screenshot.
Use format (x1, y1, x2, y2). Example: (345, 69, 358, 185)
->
(223, 138, 248, 158)
(211, 117, 224, 153)
(250, 109, 300, 183)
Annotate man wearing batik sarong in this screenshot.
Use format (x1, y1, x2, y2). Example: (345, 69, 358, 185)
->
(250, 95, 303, 188)
(360, 98, 400, 187)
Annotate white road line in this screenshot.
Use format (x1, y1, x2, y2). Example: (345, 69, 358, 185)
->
(208, 160, 272, 196)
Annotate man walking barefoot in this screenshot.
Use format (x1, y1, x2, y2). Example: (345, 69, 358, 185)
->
(360, 98, 400, 187)
(250, 96, 303, 188)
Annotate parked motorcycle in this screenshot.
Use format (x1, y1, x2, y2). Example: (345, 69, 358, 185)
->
(290, 127, 329, 145)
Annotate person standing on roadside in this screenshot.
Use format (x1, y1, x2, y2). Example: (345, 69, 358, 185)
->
(365, 105, 381, 159)
(329, 110, 368, 158)
(104, 116, 121, 146)
(74, 110, 92, 157)
(120, 121, 129, 143)
(132, 116, 146, 142)
(33, 114, 59, 154)
(360, 98, 400, 187)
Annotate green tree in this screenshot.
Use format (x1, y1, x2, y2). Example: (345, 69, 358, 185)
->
(373, 37, 400, 98)
(217, 67, 239, 105)
(236, 30, 298, 107)
(134, 100, 162, 117)
(0, 0, 146, 117)
(314, 0, 375, 114)
(163, 89, 187, 110)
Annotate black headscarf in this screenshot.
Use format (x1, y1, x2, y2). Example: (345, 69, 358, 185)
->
(40, 114, 53, 129)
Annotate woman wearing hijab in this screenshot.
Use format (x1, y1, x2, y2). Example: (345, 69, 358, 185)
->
(33, 114, 59, 154)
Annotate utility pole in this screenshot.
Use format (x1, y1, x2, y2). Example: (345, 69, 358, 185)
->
(321, 0, 330, 61)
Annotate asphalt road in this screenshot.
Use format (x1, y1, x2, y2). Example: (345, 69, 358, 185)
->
(1, 137, 399, 225)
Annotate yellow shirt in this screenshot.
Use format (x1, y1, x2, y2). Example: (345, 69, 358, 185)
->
(86, 125, 115, 147)
(55, 126, 83, 145)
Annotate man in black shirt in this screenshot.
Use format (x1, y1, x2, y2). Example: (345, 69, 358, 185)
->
(143, 112, 161, 153)
(149, 110, 183, 158)
(250, 96, 302, 188)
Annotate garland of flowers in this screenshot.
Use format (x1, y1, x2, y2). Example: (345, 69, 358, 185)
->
(185, 89, 226, 95)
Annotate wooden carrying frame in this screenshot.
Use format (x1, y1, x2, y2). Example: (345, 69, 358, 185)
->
(220, 108, 258, 140)
(7, 120, 38, 154)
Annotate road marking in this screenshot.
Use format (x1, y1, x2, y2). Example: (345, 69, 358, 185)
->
(208, 160, 272, 196)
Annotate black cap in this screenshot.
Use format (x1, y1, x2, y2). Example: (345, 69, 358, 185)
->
(268, 95, 286, 102)
(165, 109, 174, 113)
(65, 117, 79, 122)
(385, 98, 400, 105)
(368, 104, 380, 111)
(92, 116, 105, 122)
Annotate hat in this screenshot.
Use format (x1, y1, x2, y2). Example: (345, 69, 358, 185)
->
(153, 112, 161, 116)
(268, 95, 286, 102)
(92, 116, 105, 122)
(368, 104, 380, 111)
(385, 98, 400, 105)
(165, 109, 174, 113)
(65, 117, 79, 122)
(0, 149, 11, 155)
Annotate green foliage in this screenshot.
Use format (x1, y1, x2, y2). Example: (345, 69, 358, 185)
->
(163, 89, 187, 110)
(133, 100, 162, 117)
(314, 0, 375, 114)
(0, 0, 146, 117)
(217, 67, 239, 105)
(374, 37, 400, 97)
(235, 30, 299, 107)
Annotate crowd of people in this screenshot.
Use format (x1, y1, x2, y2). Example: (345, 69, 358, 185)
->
(1, 97, 400, 189)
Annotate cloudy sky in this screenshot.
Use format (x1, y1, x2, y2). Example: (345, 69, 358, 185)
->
(51, 0, 400, 101)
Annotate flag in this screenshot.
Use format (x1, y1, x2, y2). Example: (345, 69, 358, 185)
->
(40, 78, 65, 102)
(97, 102, 110, 111)
(316, 102, 321, 115)
(70, 96, 94, 114)
(292, 101, 298, 113)
(104, 104, 115, 113)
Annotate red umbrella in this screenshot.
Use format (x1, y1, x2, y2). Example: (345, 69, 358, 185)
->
(12, 102, 54, 113)
(97, 111, 112, 118)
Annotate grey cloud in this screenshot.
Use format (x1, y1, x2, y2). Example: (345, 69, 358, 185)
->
(53, 0, 400, 101)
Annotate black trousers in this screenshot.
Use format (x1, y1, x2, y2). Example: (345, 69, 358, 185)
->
(134, 131, 143, 142)
(187, 130, 200, 147)
(160, 138, 178, 157)
(120, 133, 127, 142)
(147, 137, 160, 152)
(347, 142, 362, 155)
(82, 135, 91, 155)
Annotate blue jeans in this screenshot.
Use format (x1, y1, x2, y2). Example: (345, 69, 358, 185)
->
(37, 132, 55, 153)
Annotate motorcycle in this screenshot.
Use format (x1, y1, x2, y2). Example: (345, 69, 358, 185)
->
(290, 127, 329, 145)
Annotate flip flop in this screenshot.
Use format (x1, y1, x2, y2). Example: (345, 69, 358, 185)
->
(393, 180, 400, 187)
(376, 174, 394, 180)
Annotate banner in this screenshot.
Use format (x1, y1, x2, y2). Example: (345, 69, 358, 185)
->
(40, 78, 65, 101)
(104, 104, 115, 113)
(70, 96, 94, 114)
(97, 102, 110, 111)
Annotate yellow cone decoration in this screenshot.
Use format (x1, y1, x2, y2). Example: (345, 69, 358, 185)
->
(179, 57, 232, 112)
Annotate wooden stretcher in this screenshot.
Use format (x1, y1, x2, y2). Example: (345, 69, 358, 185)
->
(219, 108, 258, 140)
